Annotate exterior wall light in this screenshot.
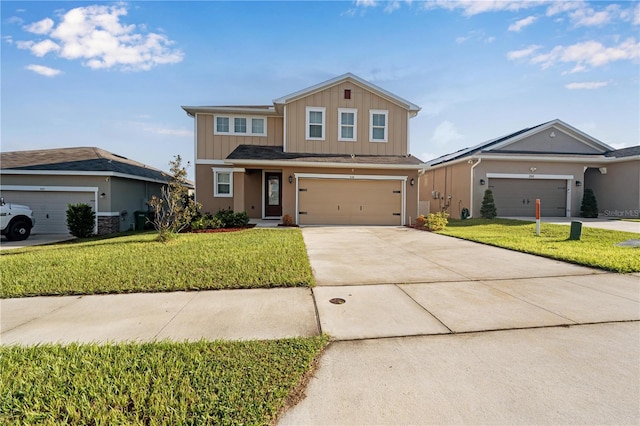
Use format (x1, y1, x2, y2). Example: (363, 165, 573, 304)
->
(410, 178, 415, 186)
(479, 179, 486, 185)
(575, 180, 582, 187)
(288, 175, 293, 184)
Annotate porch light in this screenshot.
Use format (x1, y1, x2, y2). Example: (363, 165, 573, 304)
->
(288, 175, 293, 184)
(575, 180, 582, 187)
(410, 178, 415, 186)
(479, 179, 485, 185)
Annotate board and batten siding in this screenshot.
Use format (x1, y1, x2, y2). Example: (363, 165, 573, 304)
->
(284, 81, 408, 156)
(196, 115, 283, 160)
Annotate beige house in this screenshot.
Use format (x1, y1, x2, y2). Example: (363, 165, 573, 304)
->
(0, 147, 170, 234)
(420, 120, 639, 219)
(183, 73, 423, 225)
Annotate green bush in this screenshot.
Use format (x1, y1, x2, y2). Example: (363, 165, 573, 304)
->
(191, 213, 223, 230)
(425, 211, 449, 231)
(580, 188, 599, 218)
(480, 189, 497, 219)
(66, 203, 95, 238)
(215, 209, 249, 228)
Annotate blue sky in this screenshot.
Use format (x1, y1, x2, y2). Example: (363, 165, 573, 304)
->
(2, 1, 639, 178)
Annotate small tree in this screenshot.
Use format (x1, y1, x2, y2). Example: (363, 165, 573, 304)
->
(148, 155, 200, 241)
(66, 203, 96, 238)
(480, 189, 497, 219)
(580, 188, 599, 218)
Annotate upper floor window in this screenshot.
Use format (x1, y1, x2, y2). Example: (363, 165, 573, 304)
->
(370, 110, 388, 143)
(338, 108, 357, 142)
(214, 115, 266, 136)
(306, 107, 325, 140)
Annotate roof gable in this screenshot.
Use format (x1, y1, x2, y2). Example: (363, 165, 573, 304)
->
(427, 119, 613, 166)
(273, 73, 420, 113)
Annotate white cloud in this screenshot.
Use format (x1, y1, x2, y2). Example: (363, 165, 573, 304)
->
(508, 16, 537, 32)
(3, 35, 13, 44)
(144, 127, 192, 137)
(431, 121, 463, 146)
(424, 0, 545, 16)
(7, 16, 24, 25)
(25, 64, 62, 77)
(507, 44, 541, 60)
(384, 1, 401, 14)
(569, 3, 618, 27)
(565, 81, 609, 90)
(16, 4, 183, 71)
(546, 1, 584, 17)
(23, 17, 54, 34)
(356, 0, 377, 7)
(530, 38, 640, 72)
(456, 30, 495, 44)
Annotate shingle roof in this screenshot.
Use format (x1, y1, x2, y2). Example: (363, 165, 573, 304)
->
(226, 145, 422, 165)
(0, 147, 171, 182)
(605, 145, 640, 158)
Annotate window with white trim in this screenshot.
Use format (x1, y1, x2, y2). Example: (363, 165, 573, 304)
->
(214, 115, 267, 136)
(370, 110, 388, 143)
(213, 169, 233, 197)
(306, 107, 325, 140)
(338, 108, 357, 141)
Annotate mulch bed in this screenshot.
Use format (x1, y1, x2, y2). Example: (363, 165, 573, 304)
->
(185, 224, 256, 233)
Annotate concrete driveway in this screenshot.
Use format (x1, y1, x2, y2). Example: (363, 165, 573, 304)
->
(279, 226, 640, 425)
(0, 233, 75, 250)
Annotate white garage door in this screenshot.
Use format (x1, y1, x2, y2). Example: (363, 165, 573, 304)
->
(298, 178, 403, 225)
(1, 190, 95, 234)
(489, 179, 567, 217)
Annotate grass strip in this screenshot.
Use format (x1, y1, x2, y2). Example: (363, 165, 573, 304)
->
(0, 336, 329, 425)
(1, 229, 314, 298)
(438, 218, 640, 273)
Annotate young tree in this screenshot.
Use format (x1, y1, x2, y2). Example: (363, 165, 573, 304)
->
(148, 155, 200, 241)
(480, 189, 497, 219)
(580, 188, 599, 218)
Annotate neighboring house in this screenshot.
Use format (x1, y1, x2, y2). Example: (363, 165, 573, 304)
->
(182, 73, 422, 225)
(0, 147, 171, 235)
(420, 119, 640, 219)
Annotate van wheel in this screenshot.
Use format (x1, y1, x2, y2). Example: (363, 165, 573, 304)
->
(7, 220, 31, 241)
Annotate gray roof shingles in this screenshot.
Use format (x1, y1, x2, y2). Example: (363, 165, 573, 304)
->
(605, 146, 640, 158)
(226, 145, 422, 165)
(1, 147, 170, 182)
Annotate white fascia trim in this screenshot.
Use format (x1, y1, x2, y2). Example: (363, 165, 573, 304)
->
(423, 153, 610, 170)
(0, 185, 99, 192)
(0, 169, 167, 184)
(226, 159, 421, 170)
(295, 173, 407, 181)
(486, 173, 574, 180)
(196, 159, 228, 165)
(182, 106, 279, 116)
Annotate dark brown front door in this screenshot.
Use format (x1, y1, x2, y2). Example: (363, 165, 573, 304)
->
(264, 172, 282, 217)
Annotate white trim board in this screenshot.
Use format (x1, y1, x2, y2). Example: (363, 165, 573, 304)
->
(0, 170, 168, 185)
(486, 173, 574, 180)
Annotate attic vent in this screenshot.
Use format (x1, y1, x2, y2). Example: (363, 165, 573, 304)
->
(344, 89, 351, 100)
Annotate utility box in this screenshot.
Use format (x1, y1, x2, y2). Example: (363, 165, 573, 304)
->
(569, 221, 583, 240)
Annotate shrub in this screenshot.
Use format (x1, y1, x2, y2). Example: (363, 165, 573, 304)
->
(415, 215, 427, 228)
(66, 203, 96, 238)
(214, 209, 249, 228)
(580, 188, 599, 218)
(282, 214, 294, 226)
(480, 189, 497, 219)
(191, 213, 223, 230)
(425, 211, 449, 231)
(148, 155, 201, 242)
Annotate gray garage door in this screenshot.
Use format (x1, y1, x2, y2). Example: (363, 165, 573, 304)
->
(489, 179, 567, 217)
(1, 190, 95, 234)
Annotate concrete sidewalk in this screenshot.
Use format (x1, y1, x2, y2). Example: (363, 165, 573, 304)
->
(1, 288, 318, 345)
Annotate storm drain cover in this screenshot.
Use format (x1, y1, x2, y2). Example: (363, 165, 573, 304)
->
(329, 298, 346, 305)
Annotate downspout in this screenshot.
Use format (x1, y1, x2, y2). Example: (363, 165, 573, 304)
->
(469, 158, 482, 218)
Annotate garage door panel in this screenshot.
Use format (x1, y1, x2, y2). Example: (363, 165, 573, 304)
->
(489, 179, 566, 217)
(298, 178, 402, 226)
(1, 190, 95, 234)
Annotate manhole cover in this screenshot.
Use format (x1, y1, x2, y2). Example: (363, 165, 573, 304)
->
(329, 298, 346, 305)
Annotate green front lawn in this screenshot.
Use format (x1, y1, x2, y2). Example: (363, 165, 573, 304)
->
(439, 219, 640, 273)
(0, 336, 329, 425)
(1, 229, 313, 298)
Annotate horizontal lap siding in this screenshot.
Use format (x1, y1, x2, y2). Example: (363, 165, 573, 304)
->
(196, 115, 283, 161)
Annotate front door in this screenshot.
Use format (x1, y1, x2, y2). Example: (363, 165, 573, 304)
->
(264, 172, 282, 217)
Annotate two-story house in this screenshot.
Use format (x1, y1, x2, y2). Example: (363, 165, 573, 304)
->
(182, 73, 422, 225)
